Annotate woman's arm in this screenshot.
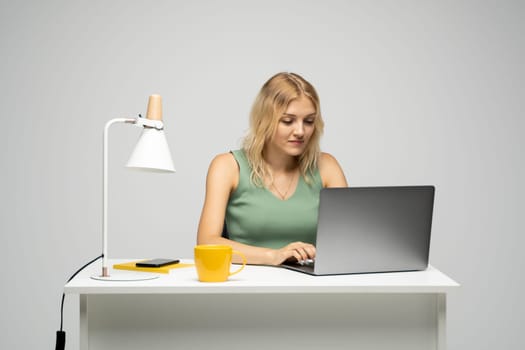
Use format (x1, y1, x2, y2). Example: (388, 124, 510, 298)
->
(197, 153, 315, 265)
(196, 153, 236, 246)
(319, 152, 348, 188)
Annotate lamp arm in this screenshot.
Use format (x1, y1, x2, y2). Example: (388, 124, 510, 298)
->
(101, 118, 135, 277)
(135, 116, 164, 130)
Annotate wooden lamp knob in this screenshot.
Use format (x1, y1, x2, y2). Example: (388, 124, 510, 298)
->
(146, 94, 162, 121)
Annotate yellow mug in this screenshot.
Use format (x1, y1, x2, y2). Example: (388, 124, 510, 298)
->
(194, 245, 247, 282)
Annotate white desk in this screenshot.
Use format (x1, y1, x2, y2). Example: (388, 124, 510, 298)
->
(65, 260, 459, 350)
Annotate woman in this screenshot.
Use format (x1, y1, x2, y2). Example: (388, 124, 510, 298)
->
(197, 72, 347, 265)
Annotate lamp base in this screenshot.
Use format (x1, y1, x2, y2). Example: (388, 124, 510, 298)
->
(91, 273, 159, 282)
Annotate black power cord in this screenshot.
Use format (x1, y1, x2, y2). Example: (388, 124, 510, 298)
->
(56, 254, 103, 350)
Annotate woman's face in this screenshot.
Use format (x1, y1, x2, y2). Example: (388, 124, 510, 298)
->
(267, 95, 317, 158)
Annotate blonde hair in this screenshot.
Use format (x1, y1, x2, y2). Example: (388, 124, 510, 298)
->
(242, 72, 325, 186)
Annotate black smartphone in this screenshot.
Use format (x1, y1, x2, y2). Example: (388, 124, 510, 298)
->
(135, 259, 180, 268)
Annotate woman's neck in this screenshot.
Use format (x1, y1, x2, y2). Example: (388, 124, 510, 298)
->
(263, 148, 298, 174)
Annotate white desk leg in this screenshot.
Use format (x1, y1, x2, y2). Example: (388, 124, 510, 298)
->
(437, 293, 447, 350)
(79, 295, 88, 350)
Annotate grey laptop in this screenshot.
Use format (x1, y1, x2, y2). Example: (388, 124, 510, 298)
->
(282, 186, 435, 275)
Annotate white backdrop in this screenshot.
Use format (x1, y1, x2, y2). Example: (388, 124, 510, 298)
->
(1, 1, 523, 349)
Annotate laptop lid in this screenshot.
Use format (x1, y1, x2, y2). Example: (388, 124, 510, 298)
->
(285, 186, 435, 275)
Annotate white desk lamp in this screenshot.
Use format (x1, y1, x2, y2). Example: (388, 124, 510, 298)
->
(91, 95, 175, 281)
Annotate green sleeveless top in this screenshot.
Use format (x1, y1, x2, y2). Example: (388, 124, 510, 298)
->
(225, 150, 323, 249)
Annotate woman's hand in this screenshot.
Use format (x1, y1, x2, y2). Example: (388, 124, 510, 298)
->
(269, 242, 316, 266)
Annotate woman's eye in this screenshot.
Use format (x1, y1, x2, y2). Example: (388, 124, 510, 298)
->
(281, 119, 293, 125)
(304, 119, 315, 125)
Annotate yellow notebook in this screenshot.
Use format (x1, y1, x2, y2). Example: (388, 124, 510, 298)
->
(113, 260, 194, 274)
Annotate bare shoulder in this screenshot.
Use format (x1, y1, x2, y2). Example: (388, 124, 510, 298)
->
(318, 152, 348, 187)
(210, 152, 237, 169)
(318, 152, 343, 172)
(319, 152, 339, 165)
(207, 152, 239, 189)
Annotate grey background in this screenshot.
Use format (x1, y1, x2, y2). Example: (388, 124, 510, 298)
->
(1, 0, 523, 349)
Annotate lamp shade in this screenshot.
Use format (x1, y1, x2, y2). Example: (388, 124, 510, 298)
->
(126, 127, 175, 172)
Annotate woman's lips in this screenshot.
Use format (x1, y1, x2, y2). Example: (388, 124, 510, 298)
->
(288, 140, 304, 145)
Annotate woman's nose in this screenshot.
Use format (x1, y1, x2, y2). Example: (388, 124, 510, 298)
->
(294, 122, 305, 137)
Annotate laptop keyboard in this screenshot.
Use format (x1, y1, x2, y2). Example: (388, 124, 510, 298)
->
(297, 259, 315, 266)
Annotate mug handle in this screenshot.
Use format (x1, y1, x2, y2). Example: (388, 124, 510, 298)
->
(229, 250, 247, 276)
